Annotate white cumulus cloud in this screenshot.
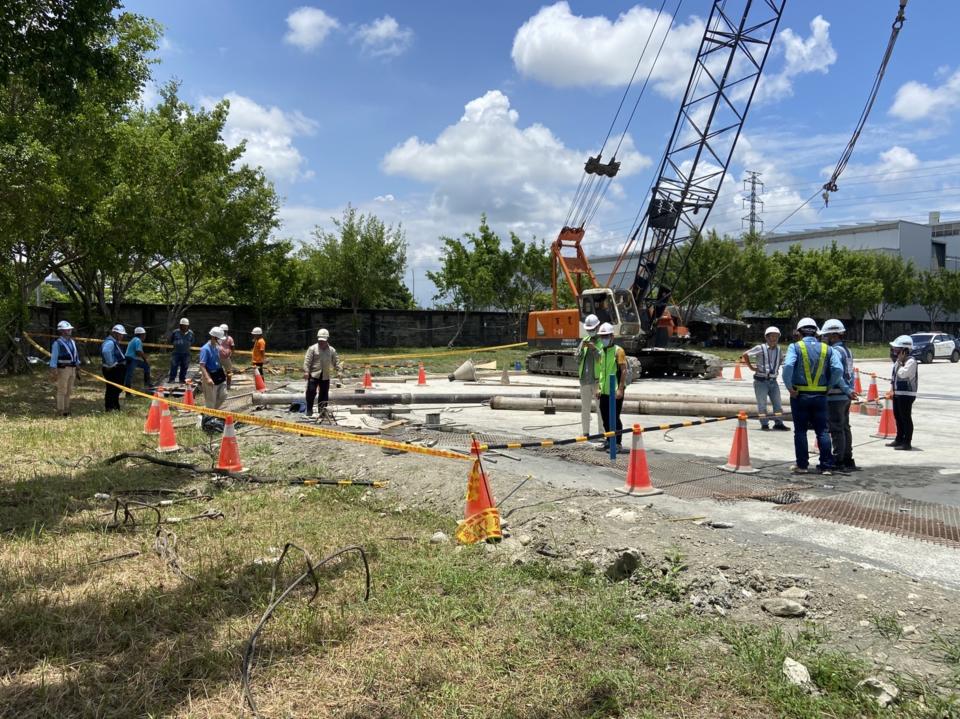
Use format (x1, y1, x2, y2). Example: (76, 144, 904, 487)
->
(353, 15, 413, 58)
(511, 2, 704, 98)
(890, 67, 960, 122)
(382, 89, 649, 224)
(284, 7, 340, 51)
(205, 92, 318, 183)
(754, 15, 837, 103)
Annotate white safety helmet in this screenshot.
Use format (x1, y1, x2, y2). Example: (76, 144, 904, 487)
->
(763, 326, 780, 337)
(209, 326, 225, 340)
(251, 327, 263, 335)
(57, 320, 74, 332)
(111, 324, 127, 335)
(583, 314, 600, 332)
(796, 317, 818, 333)
(890, 335, 913, 349)
(317, 328, 330, 341)
(134, 326, 146, 335)
(179, 317, 190, 326)
(220, 323, 229, 332)
(819, 318, 846, 336)
(598, 322, 615, 336)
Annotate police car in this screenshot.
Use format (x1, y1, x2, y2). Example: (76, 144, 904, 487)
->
(909, 333, 959, 363)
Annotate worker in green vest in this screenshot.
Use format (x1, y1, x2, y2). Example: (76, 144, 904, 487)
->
(596, 322, 627, 452)
(578, 314, 603, 439)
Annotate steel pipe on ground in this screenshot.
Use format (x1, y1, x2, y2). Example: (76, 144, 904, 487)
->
(252, 391, 541, 406)
(539, 389, 755, 405)
(491, 396, 783, 418)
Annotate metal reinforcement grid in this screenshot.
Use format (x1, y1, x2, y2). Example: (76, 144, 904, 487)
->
(776, 490, 960, 549)
(536, 445, 807, 504)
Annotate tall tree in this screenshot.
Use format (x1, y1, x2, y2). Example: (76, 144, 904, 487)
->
(231, 239, 309, 328)
(865, 253, 916, 339)
(916, 270, 960, 330)
(304, 206, 410, 347)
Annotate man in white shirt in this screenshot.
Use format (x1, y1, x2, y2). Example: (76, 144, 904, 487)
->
(741, 326, 789, 431)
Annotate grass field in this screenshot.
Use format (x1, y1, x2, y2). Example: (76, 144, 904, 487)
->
(1, 370, 956, 717)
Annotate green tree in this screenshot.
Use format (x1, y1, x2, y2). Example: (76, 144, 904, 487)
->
(668, 231, 740, 324)
(916, 270, 960, 330)
(304, 206, 411, 347)
(864, 252, 917, 340)
(231, 239, 309, 327)
(769, 244, 831, 321)
(819, 244, 882, 343)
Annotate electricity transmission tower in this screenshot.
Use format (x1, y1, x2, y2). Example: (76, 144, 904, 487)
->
(741, 170, 764, 235)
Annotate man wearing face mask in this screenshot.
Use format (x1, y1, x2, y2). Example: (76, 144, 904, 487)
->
(596, 322, 627, 452)
(577, 314, 603, 439)
(887, 335, 918, 450)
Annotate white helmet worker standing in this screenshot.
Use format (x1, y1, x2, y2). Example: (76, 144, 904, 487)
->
(217, 324, 235, 389)
(50, 320, 80, 416)
(303, 328, 342, 418)
(819, 318, 858, 471)
(595, 322, 626, 453)
(742, 325, 788, 432)
(783, 315, 847, 475)
(169, 318, 195, 385)
(577, 314, 603, 439)
(199, 326, 228, 414)
(888, 335, 918, 451)
(101, 325, 128, 412)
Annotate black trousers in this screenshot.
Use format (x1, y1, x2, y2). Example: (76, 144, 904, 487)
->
(893, 395, 915, 446)
(599, 394, 624, 446)
(827, 399, 853, 466)
(306, 377, 330, 414)
(103, 364, 125, 411)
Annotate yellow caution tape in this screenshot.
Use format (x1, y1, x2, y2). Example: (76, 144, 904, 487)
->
(30, 332, 526, 362)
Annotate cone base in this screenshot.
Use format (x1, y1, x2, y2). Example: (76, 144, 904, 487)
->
(215, 464, 246, 473)
(617, 486, 663, 497)
(143, 430, 160, 436)
(157, 445, 180, 453)
(718, 463, 759, 474)
(870, 432, 896, 439)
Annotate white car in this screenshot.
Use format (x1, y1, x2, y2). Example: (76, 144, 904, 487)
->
(910, 333, 959, 364)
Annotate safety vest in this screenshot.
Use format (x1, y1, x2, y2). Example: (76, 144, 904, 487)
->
(891, 358, 918, 397)
(795, 340, 829, 392)
(598, 344, 625, 395)
(828, 342, 853, 396)
(55, 337, 79, 367)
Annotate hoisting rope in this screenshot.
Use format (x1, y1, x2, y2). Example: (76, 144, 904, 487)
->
(821, 0, 908, 207)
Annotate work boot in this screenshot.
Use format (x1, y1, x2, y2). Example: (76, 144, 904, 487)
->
(885, 441, 902, 448)
(843, 460, 862, 472)
(790, 465, 809, 474)
(760, 426, 770, 431)
(772, 423, 790, 431)
(594, 442, 609, 452)
(817, 466, 833, 476)
(894, 444, 913, 451)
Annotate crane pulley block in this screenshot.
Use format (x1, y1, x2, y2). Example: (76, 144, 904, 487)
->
(584, 154, 620, 178)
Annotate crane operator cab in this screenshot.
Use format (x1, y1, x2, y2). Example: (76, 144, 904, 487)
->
(579, 288, 642, 353)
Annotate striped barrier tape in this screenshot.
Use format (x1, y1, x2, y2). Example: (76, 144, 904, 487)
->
(28, 331, 525, 363)
(25, 332, 787, 462)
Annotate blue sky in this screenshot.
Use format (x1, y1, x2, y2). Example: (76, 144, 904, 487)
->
(127, 1, 960, 305)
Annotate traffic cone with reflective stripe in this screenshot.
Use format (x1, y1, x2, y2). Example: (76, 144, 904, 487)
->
(866, 373, 878, 402)
(362, 368, 373, 389)
(619, 426, 662, 496)
(182, 381, 195, 407)
(216, 415, 244, 472)
(853, 368, 863, 395)
(732, 360, 743, 380)
(253, 367, 266, 392)
(143, 391, 162, 435)
(156, 402, 180, 453)
(455, 440, 502, 544)
(417, 362, 427, 386)
(871, 393, 897, 439)
(719, 411, 759, 473)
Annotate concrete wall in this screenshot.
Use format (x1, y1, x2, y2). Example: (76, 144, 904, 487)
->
(28, 303, 523, 351)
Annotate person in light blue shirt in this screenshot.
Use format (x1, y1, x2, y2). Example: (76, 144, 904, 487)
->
(199, 326, 227, 415)
(124, 326, 152, 391)
(168, 318, 194, 384)
(781, 317, 846, 475)
(101, 325, 127, 411)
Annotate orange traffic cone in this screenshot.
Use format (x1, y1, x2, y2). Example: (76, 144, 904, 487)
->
(871, 394, 897, 439)
(182, 381, 195, 407)
(853, 368, 863, 395)
(455, 440, 502, 544)
(253, 367, 266, 392)
(417, 362, 427, 386)
(866, 373, 878, 402)
(157, 402, 180, 453)
(143, 391, 162, 435)
(718, 411, 759, 473)
(732, 360, 743, 380)
(216, 415, 244, 472)
(619, 426, 663, 496)
(362, 368, 373, 389)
